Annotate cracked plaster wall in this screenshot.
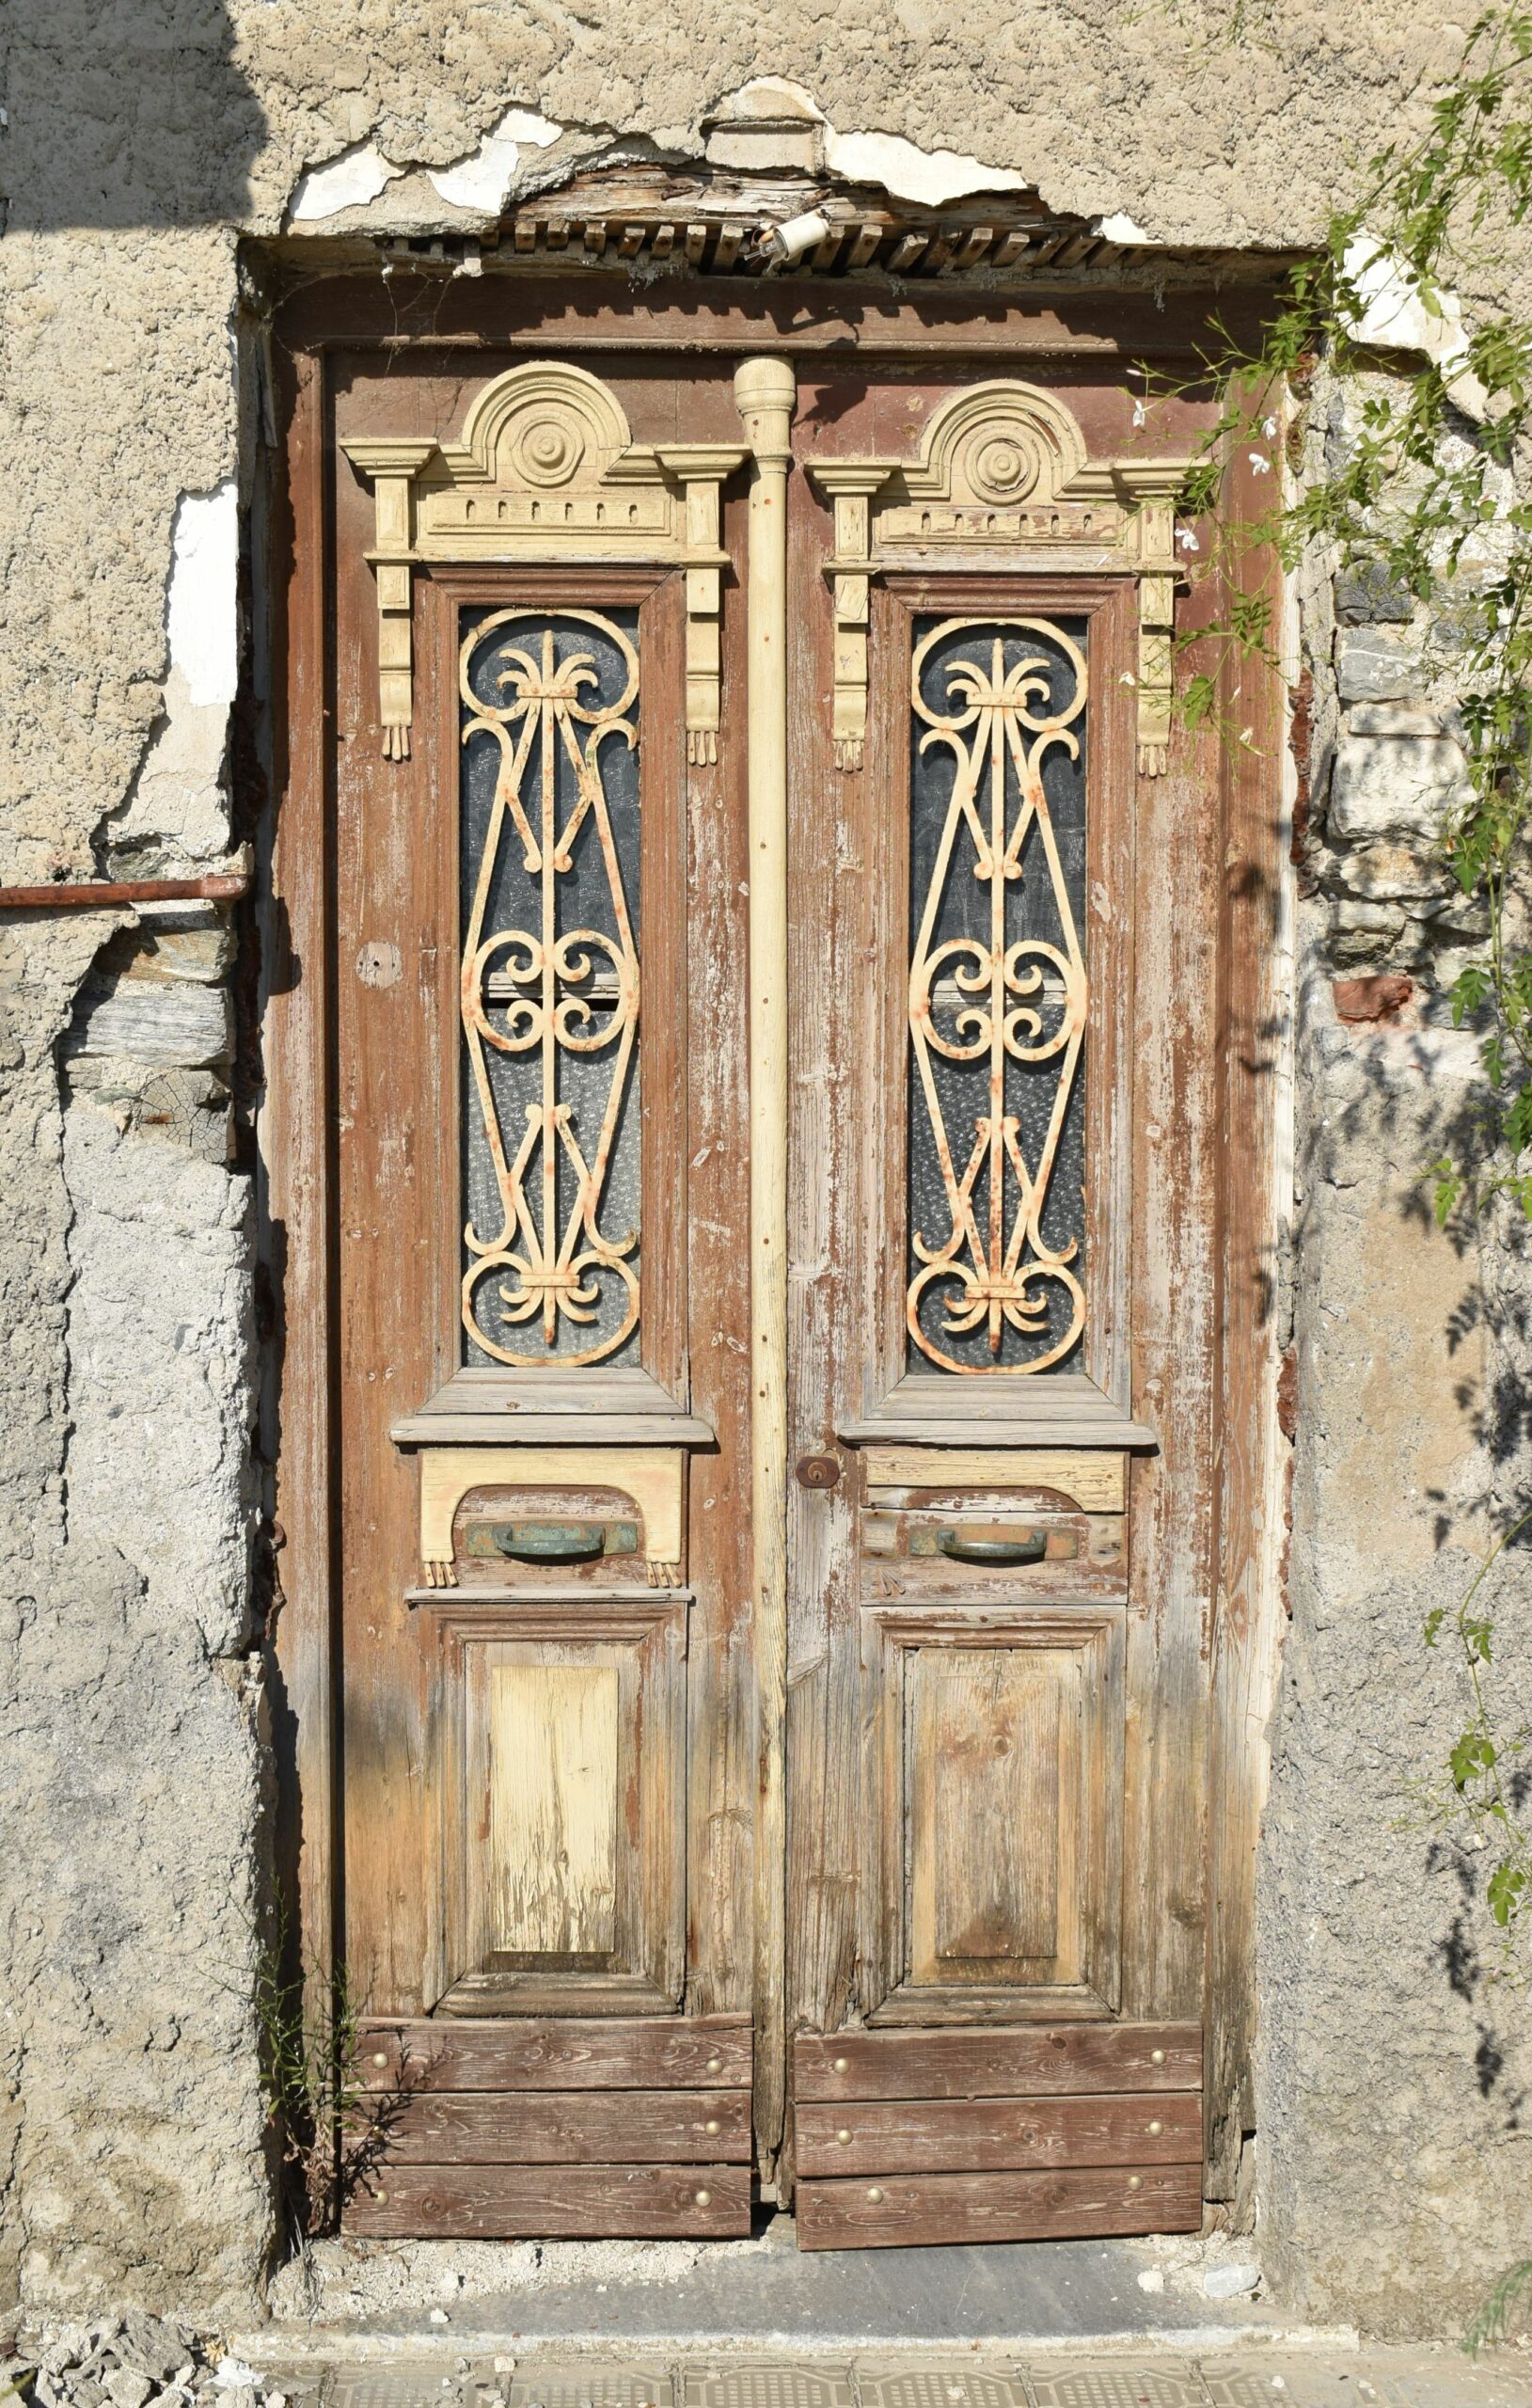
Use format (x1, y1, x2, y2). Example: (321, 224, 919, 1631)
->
(1, 0, 1529, 2335)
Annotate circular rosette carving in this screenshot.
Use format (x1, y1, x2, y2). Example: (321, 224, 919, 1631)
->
(462, 929, 546, 1052)
(551, 927, 638, 1052)
(513, 413, 586, 487)
(907, 1249, 1085, 1377)
(1002, 941, 1086, 1063)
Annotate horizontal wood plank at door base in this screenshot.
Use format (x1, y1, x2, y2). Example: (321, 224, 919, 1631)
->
(375, 2086, 752, 2165)
(357, 2013, 751, 2093)
(794, 2023, 1201, 2100)
(797, 2163, 1202, 2250)
(795, 2089, 1203, 2178)
(344, 2162, 750, 2240)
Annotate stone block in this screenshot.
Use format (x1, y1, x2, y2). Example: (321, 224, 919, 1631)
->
(1334, 560, 1414, 623)
(1335, 842, 1445, 900)
(1329, 733, 1472, 843)
(1335, 626, 1424, 703)
(1350, 702, 1444, 736)
(73, 977, 231, 1068)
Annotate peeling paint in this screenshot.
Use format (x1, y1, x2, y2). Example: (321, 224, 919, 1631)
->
(289, 139, 403, 223)
(427, 107, 562, 213)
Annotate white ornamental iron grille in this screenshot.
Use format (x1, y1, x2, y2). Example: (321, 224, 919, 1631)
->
(459, 606, 641, 1369)
(907, 615, 1088, 1377)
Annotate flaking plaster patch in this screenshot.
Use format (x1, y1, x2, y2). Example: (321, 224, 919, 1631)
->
(290, 140, 403, 223)
(428, 108, 562, 212)
(820, 127, 1030, 207)
(1344, 235, 1489, 420)
(113, 484, 238, 866)
(1098, 211, 1153, 244)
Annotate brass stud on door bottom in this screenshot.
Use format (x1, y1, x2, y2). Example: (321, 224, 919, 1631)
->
(371, 2052, 389, 2067)
(1150, 2048, 1166, 2066)
(694, 2189, 712, 2207)
(1147, 2119, 1163, 2136)
(1127, 2176, 1143, 2192)
(833, 2056, 849, 2072)
(704, 2119, 721, 2136)
(705, 2056, 723, 2073)
(866, 2187, 884, 2203)
(837, 2129, 852, 2145)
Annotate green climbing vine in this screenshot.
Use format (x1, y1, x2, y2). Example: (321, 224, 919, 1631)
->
(1163, 7, 1532, 1957)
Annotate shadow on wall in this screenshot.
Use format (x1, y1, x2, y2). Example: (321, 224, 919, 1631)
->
(6, 0, 264, 230)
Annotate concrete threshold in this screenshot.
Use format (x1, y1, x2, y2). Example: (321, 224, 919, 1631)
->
(241, 2217, 1325, 2362)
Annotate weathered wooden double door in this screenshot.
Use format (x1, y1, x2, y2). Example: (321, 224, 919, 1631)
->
(281, 311, 1257, 2248)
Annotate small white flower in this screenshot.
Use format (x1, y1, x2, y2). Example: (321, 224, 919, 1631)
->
(1177, 527, 1200, 553)
(1131, 397, 1146, 428)
(1238, 725, 1255, 748)
(1249, 451, 1271, 474)
(1120, 671, 1137, 687)
(1263, 415, 1278, 438)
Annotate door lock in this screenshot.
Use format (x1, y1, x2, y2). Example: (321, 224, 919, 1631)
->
(796, 1452, 843, 1491)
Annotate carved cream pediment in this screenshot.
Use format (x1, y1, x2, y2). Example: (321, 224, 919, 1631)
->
(809, 379, 1196, 774)
(342, 362, 747, 761)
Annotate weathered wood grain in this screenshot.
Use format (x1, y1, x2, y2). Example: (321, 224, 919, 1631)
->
(910, 1649, 1061, 1974)
(794, 2023, 1201, 2100)
(487, 1660, 620, 1956)
(264, 342, 337, 1989)
(1207, 431, 1288, 2211)
(795, 2088, 1202, 2176)
(358, 2012, 752, 2093)
(796, 2162, 1201, 2249)
(345, 2162, 751, 2238)
(375, 2086, 752, 2164)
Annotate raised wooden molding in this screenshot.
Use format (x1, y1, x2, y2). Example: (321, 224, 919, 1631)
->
(862, 1446, 1127, 1514)
(808, 380, 1194, 775)
(342, 363, 747, 761)
(417, 1443, 685, 1587)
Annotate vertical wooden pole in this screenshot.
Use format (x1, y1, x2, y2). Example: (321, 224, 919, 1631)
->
(734, 355, 796, 2180)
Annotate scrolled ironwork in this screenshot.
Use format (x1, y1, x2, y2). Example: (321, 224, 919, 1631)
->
(460, 609, 641, 1367)
(907, 616, 1088, 1375)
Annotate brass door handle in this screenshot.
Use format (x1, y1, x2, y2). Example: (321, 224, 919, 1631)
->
(935, 1528, 1047, 1566)
(489, 1519, 630, 1562)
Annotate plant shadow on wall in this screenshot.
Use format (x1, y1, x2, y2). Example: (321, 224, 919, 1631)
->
(1158, 0, 1532, 2342)
(6, 0, 264, 231)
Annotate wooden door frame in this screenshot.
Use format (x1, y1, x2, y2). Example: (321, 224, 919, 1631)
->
(259, 269, 1287, 2217)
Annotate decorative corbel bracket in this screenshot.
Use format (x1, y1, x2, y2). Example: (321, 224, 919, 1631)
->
(342, 365, 746, 764)
(342, 439, 437, 760)
(808, 464, 894, 770)
(655, 446, 749, 765)
(809, 383, 1196, 780)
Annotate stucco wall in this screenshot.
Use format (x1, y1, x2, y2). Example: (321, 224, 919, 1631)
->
(2, 0, 1529, 2334)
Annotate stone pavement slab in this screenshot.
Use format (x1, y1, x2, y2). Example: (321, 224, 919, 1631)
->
(307, 2353, 1532, 2408)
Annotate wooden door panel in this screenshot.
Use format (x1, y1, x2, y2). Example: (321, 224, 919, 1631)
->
(349, 2162, 751, 2240)
(796, 2089, 1203, 2177)
(358, 2010, 753, 2090)
(375, 2086, 752, 2164)
(863, 1608, 1123, 2020)
(793, 2022, 1202, 2099)
(797, 2164, 1202, 2251)
(435, 1597, 686, 2018)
